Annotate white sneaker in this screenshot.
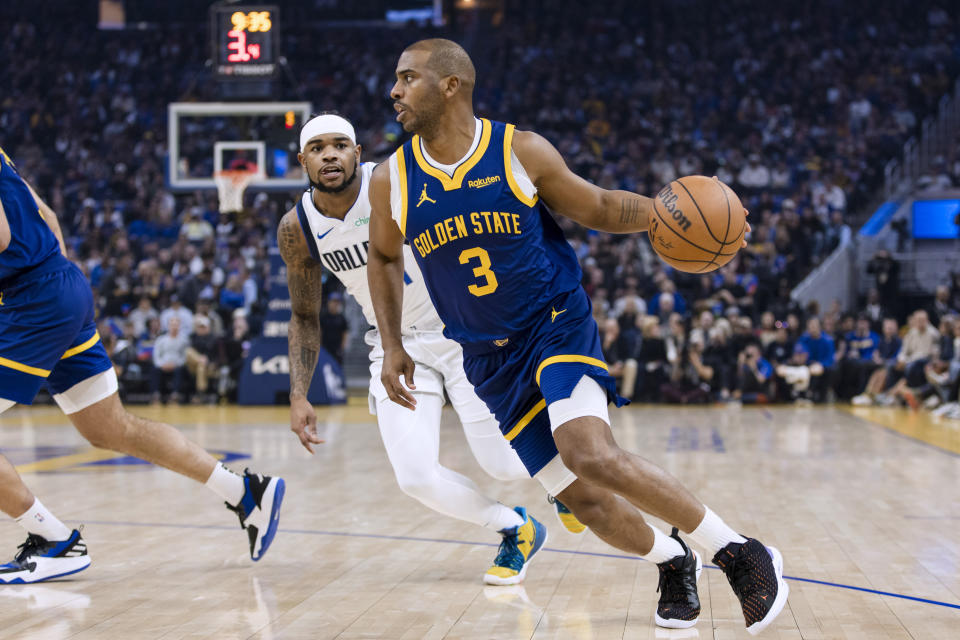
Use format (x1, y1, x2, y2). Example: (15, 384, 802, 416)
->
(933, 402, 958, 417)
(851, 394, 873, 406)
(923, 395, 941, 410)
(876, 394, 896, 407)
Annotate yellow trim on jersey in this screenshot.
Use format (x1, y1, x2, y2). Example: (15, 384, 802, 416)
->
(411, 118, 492, 191)
(61, 331, 100, 360)
(0, 145, 13, 168)
(503, 124, 539, 207)
(396, 148, 409, 237)
(504, 398, 547, 442)
(535, 355, 609, 387)
(0, 355, 50, 377)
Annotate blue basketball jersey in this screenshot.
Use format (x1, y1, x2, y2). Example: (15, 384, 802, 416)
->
(0, 146, 60, 283)
(395, 119, 582, 344)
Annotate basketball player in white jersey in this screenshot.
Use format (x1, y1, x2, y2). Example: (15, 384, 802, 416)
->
(279, 113, 580, 585)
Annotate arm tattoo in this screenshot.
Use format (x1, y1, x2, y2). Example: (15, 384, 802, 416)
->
(619, 198, 643, 225)
(279, 213, 323, 397)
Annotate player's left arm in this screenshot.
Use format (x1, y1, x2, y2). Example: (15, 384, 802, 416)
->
(511, 129, 652, 234)
(23, 181, 66, 255)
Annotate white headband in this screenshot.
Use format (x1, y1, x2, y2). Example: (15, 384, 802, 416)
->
(300, 114, 356, 152)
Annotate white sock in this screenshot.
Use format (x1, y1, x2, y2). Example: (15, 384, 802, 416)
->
(640, 525, 685, 564)
(16, 498, 72, 541)
(204, 463, 246, 505)
(687, 507, 747, 557)
(490, 504, 525, 532)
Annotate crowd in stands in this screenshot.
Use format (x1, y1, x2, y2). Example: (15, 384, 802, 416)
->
(2, 0, 959, 406)
(592, 272, 960, 419)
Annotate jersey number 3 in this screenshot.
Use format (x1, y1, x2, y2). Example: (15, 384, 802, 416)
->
(459, 247, 498, 297)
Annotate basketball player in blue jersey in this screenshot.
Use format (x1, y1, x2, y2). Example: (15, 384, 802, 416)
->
(368, 39, 788, 634)
(0, 146, 284, 583)
(281, 112, 581, 586)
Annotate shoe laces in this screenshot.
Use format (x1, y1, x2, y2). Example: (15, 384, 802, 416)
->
(14, 534, 48, 563)
(722, 550, 755, 601)
(657, 559, 689, 602)
(493, 531, 523, 573)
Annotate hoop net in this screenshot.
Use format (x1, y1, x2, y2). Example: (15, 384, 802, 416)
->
(214, 170, 257, 213)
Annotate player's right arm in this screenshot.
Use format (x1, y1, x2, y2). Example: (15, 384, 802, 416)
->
(512, 130, 750, 244)
(367, 162, 417, 410)
(277, 210, 325, 453)
(512, 129, 653, 234)
(0, 199, 10, 253)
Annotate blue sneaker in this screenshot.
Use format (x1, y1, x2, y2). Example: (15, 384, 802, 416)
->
(0, 529, 90, 584)
(484, 506, 547, 585)
(226, 468, 285, 561)
(547, 494, 586, 535)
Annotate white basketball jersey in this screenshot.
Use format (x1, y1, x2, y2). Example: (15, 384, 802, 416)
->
(296, 162, 439, 332)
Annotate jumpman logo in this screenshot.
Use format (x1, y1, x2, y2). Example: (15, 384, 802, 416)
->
(550, 307, 566, 323)
(416, 183, 436, 208)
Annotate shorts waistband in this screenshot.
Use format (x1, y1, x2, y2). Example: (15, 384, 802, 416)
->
(0, 254, 72, 291)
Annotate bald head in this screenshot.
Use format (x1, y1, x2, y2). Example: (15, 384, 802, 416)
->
(404, 38, 476, 92)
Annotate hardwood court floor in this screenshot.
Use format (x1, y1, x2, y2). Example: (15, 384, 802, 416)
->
(1, 402, 959, 639)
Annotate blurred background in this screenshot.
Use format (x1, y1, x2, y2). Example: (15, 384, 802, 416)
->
(1, 0, 958, 417)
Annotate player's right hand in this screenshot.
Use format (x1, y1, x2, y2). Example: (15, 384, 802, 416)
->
(382, 347, 417, 410)
(290, 394, 324, 454)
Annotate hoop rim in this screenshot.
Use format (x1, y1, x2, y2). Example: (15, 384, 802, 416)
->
(214, 169, 259, 183)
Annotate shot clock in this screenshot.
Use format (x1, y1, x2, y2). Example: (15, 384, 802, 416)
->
(210, 4, 280, 79)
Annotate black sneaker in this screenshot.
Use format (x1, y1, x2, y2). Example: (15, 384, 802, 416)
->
(654, 528, 702, 629)
(225, 468, 285, 561)
(713, 538, 789, 635)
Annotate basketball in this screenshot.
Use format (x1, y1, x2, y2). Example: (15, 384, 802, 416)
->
(648, 175, 747, 273)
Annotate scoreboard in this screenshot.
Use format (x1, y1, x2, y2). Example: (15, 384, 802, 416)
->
(210, 5, 279, 79)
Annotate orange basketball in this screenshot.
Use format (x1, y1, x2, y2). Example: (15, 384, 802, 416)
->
(648, 175, 746, 273)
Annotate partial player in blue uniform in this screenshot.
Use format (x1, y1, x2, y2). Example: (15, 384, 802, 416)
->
(367, 39, 788, 634)
(0, 146, 284, 583)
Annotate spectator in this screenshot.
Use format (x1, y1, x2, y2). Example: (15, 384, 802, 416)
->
(220, 312, 251, 402)
(661, 336, 714, 404)
(160, 294, 193, 336)
(129, 296, 158, 338)
(601, 318, 639, 400)
(929, 285, 957, 326)
(795, 317, 837, 402)
(836, 316, 880, 400)
(186, 315, 220, 403)
(866, 251, 901, 320)
(636, 316, 670, 401)
(853, 318, 903, 405)
(151, 316, 189, 404)
(319, 293, 349, 367)
(735, 343, 773, 404)
(180, 206, 214, 244)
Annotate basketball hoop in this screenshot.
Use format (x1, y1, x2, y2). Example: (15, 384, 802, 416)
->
(214, 170, 257, 214)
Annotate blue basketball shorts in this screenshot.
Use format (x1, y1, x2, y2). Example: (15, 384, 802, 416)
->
(461, 286, 628, 475)
(0, 255, 113, 406)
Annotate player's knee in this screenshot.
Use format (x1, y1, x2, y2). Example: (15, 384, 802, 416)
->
(74, 405, 133, 450)
(394, 466, 439, 501)
(560, 443, 624, 488)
